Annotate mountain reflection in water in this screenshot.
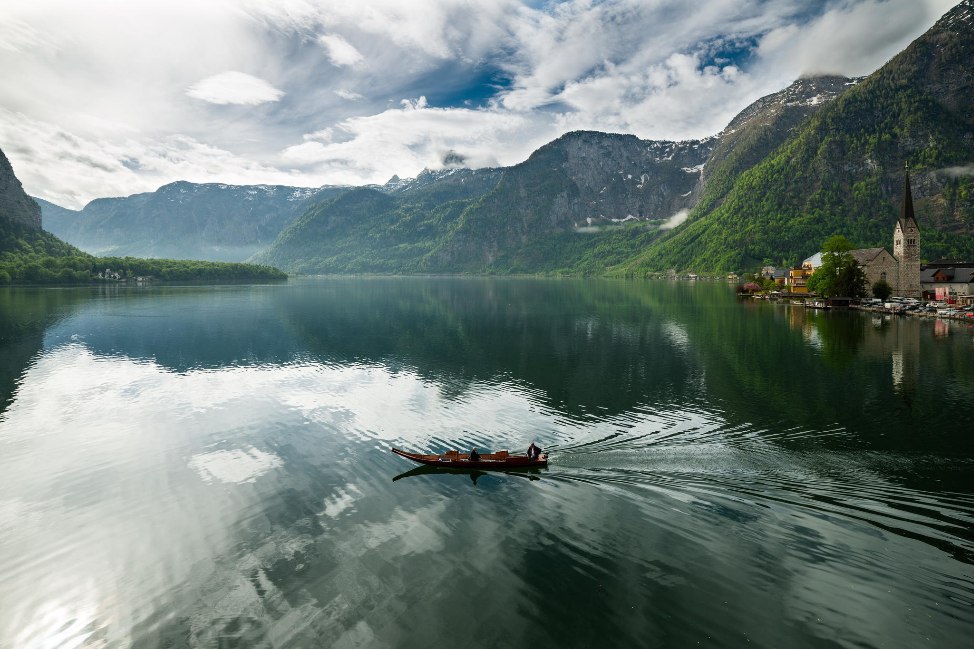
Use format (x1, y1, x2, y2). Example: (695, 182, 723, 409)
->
(0, 278, 971, 649)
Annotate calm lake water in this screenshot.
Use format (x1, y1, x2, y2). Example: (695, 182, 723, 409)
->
(1, 278, 972, 649)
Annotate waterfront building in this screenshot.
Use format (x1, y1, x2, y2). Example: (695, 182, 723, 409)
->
(892, 167, 921, 298)
(850, 248, 899, 293)
(920, 261, 974, 301)
(847, 167, 920, 297)
(787, 254, 820, 293)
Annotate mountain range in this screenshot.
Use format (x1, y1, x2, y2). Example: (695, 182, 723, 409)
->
(29, 0, 974, 274)
(40, 182, 346, 262)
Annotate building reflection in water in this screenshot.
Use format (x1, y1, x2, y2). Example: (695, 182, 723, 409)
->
(785, 305, 920, 396)
(786, 306, 821, 350)
(863, 314, 920, 395)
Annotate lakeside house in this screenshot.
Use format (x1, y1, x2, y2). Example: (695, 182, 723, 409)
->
(921, 261, 974, 302)
(787, 253, 821, 293)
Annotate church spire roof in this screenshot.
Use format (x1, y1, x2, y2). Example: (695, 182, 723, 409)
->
(899, 163, 917, 229)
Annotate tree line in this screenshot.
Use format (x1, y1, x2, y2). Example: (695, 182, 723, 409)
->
(0, 226, 286, 284)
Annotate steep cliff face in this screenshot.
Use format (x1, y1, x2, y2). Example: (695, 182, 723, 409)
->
(531, 131, 707, 224)
(889, 0, 974, 125)
(0, 146, 88, 265)
(536, 130, 712, 225)
(872, 0, 974, 239)
(426, 131, 712, 270)
(0, 148, 42, 232)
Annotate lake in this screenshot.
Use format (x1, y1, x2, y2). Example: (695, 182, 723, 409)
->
(1, 278, 972, 648)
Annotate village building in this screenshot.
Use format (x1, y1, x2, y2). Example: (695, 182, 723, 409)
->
(850, 248, 899, 292)
(759, 265, 788, 287)
(788, 253, 820, 293)
(852, 168, 921, 297)
(787, 168, 922, 297)
(779, 169, 974, 300)
(920, 260, 974, 303)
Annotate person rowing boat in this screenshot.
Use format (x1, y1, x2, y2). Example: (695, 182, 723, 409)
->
(391, 447, 548, 469)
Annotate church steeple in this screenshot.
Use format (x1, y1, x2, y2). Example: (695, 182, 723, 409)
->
(899, 162, 917, 229)
(893, 162, 920, 298)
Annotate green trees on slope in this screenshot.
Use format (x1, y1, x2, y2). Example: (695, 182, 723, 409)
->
(1, 224, 286, 284)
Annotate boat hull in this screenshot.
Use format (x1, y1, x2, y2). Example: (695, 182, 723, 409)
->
(391, 447, 547, 469)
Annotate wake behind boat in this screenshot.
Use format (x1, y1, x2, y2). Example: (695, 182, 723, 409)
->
(391, 447, 548, 469)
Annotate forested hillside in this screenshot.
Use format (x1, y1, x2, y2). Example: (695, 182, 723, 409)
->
(620, 0, 974, 274)
(252, 168, 504, 273)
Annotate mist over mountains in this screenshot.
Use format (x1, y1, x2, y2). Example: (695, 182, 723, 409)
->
(31, 0, 974, 274)
(40, 182, 345, 262)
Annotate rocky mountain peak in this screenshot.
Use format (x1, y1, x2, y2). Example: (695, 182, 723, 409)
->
(937, 0, 973, 31)
(0, 147, 42, 231)
(719, 75, 856, 137)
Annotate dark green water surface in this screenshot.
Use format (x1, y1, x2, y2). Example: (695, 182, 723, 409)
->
(1, 278, 972, 648)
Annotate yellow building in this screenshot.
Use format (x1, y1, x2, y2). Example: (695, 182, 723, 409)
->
(788, 253, 821, 293)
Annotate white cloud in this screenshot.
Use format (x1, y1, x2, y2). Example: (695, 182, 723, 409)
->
(280, 98, 544, 184)
(549, 52, 761, 141)
(938, 165, 974, 178)
(400, 96, 428, 110)
(0, 0, 962, 205)
(0, 17, 48, 53)
(754, 0, 946, 77)
(0, 109, 311, 209)
(335, 88, 363, 101)
(250, 0, 519, 59)
(318, 33, 364, 66)
(186, 71, 285, 105)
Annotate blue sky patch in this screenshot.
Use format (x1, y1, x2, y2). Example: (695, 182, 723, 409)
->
(405, 62, 514, 109)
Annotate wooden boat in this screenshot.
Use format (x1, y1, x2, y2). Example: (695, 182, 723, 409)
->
(391, 447, 548, 469)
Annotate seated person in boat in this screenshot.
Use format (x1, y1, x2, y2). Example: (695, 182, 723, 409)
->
(469, 448, 480, 461)
(527, 442, 541, 460)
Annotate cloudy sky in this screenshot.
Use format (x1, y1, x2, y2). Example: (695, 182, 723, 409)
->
(0, 0, 958, 208)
